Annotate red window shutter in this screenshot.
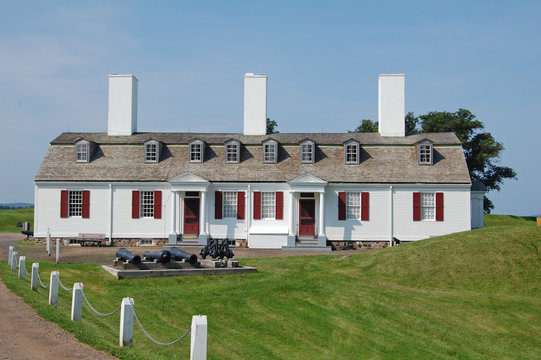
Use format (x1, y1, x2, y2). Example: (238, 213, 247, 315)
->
(276, 192, 283, 220)
(132, 191, 140, 219)
(413, 192, 421, 221)
(436, 192, 444, 221)
(361, 192, 369, 221)
(237, 191, 245, 219)
(154, 191, 162, 219)
(60, 190, 69, 218)
(338, 192, 346, 220)
(215, 191, 222, 219)
(82, 190, 90, 218)
(253, 191, 261, 220)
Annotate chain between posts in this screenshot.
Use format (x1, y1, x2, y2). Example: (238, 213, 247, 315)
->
(129, 299, 191, 346)
(57, 277, 73, 291)
(81, 289, 121, 317)
(36, 271, 49, 288)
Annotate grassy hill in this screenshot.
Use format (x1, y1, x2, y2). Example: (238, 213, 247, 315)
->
(1, 215, 540, 359)
(0, 207, 34, 232)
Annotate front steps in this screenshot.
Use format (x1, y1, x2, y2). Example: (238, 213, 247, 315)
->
(282, 236, 332, 252)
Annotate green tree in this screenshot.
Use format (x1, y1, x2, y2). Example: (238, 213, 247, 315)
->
(350, 108, 516, 213)
(266, 118, 279, 134)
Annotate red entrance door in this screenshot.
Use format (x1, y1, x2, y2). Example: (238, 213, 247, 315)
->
(299, 199, 315, 236)
(184, 198, 200, 235)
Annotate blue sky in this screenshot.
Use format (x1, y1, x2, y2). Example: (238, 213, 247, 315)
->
(0, 1, 539, 215)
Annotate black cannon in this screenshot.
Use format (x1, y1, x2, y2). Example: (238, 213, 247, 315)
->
(116, 248, 141, 265)
(143, 250, 171, 263)
(200, 238, 234, 260)
(168, 247, 198, 264)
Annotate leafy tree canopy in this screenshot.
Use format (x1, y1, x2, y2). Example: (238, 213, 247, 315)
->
(351, 109, 517, 213)
(266, 118, 279, 134)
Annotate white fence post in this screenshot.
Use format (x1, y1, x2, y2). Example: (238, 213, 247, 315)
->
(10, 251, 18, 272)
(18, 256, 26, 280)
(190, 315, 207, 360)
(56, 238, 60, 264)
(49, 271, 59, 307)
(46, 231, 52, 256)
(71, 283, 83, 322)
(8, 245, 14, 267)
(119, 297, 134, 347)
(31, 263, 39, 291)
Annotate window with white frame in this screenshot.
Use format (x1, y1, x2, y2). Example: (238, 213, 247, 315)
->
(68, 190, 83, 217)
(263, 141, 277, 163)
(418, 143, 433, 164)
(145, 142, 158, 163)
(344, 141, 359, 164)
(140, 191, 155, 218)
(421, 192, 435, 220)
(76, 142, 89, 162)
(223, 191, 237, 218)
(300, 140, 314, 163)
(261, 192, 276, 219)
(225, 141, 239, 163)
(189, 141, 203, 162)
(346, 192, 360, 219)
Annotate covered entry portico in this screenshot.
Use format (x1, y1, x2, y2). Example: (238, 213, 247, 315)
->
(284, 173, 329, 250)
(168, 173, 209, 246)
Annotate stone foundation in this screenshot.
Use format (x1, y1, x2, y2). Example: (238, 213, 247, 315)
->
(329, 241, 389, 250)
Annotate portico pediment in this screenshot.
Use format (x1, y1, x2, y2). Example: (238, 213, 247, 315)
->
(287, 173, 327, 186)
(169, 173, 209, 191)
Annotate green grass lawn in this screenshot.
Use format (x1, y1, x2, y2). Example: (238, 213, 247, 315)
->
(1, 215, 540, 359)
(0, 207, 33, 232)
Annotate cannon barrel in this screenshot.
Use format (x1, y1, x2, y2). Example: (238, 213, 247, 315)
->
(116, 248, 141, 265)
(143, 250, 171, 263)
(168, 247, 197, 264)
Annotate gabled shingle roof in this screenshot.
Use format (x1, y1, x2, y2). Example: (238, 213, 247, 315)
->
(36, 132, 471, 184)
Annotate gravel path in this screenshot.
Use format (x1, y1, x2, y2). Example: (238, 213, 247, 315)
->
(0, 233, 117, 360)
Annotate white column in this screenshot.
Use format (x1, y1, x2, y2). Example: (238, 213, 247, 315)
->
(71, 283, 83, 322)
(199, 191, 207, 236)
(8, 245, 13, 267)
(389, 186, 394, 247)
(109, 183, 113, 245)
(190, 315, 207, 360)
(318, 192, 325, 237)
(119, 298, 134, 347)
(10, 251, 18, 272)
(170, 190, 177, 234)
(288, 192, 295, 236)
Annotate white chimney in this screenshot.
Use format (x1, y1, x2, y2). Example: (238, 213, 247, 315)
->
(243, 73, 267, 136)
(378, 74, 405, 137)
(108, 74, 138, 136)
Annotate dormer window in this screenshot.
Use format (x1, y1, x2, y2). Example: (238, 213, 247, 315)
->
(417, 140, 433, 165)
(225, 139, 240, 164)
(189, 139, 205, 163)
(344, 139, 360, 165)
(144, 139, 161, 163)
(263, 139, 278, 163)
(300, 139, 315, 163)
(75, 141, 89, 162)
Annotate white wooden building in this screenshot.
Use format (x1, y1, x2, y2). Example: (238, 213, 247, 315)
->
(34, 73, 484, 250)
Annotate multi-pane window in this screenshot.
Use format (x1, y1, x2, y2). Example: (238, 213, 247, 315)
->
(419, 144, 432, 164)
(190, 142, 202, 162)
(261, 192, 276, 219)
(145, 142, 158, 163)
(345, 144, 358, 164)
(76, 143, 88, 162)
(226, 143, 239, 163)
(223, 191, 237, 218)
(263, 142, 277, 163)
(68, 190, 82, 217)
(421, 192, 435, 220)
(346, 192, 360, 219)
(301, 143, 313, 163)
(140, 191, 155, 218)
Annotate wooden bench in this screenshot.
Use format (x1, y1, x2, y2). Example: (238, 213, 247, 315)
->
(76, 233, 107, 247)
